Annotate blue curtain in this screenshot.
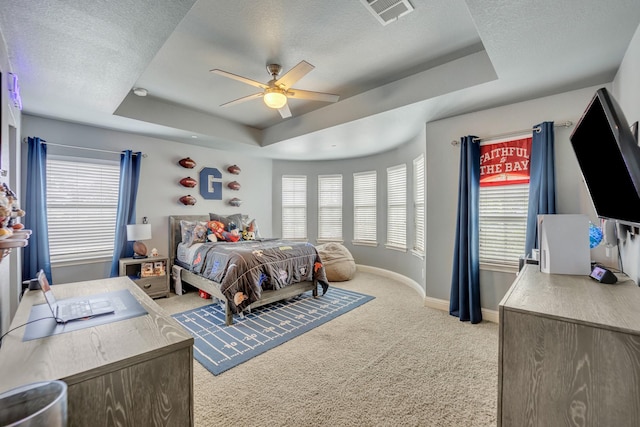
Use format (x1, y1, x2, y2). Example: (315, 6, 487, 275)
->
(524, 122, 557, 257)
(109, 151, 142, 277)
(23, 137, 52, 283)
(450, 136, 482, 324)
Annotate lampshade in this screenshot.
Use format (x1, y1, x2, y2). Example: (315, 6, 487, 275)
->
(263, 89, 287, 109)
(126, 223, 152, 241)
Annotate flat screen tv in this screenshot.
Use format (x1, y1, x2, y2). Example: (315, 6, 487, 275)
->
(570, 87, 640, 226)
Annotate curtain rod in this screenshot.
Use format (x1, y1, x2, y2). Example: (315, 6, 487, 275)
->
(450, 121, 573, 146)
(22, 138, 147, 157)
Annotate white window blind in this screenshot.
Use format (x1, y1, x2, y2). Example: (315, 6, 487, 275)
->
(386, 164, 407, 250)
(282, 175, 307, 240)
(46, 156, 120, 264)
(318, 174, 342, 242)
(413, 155, 425, 255)
(353, 171, 377, 244)
(479, 183, 529, 268)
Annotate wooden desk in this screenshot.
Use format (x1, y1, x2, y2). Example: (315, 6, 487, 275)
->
(498, 265, 640, 426)
(0, 277, 194, 427)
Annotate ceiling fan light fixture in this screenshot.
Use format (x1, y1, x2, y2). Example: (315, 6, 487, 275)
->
(263, 89, 287, 109)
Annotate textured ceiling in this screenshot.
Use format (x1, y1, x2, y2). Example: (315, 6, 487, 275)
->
(1, 0, 640, 160)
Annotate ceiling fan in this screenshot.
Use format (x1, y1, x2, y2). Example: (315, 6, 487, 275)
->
(210, 60, 339, 119)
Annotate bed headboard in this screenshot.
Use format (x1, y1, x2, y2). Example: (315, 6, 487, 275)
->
(168, 215, 209, 266)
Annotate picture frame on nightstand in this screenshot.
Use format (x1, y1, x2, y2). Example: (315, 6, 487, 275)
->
(141, 262, 154, 277)
(154, 261, 166, 276)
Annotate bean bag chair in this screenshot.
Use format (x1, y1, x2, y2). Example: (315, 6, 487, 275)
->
(316, 242, 356, 282)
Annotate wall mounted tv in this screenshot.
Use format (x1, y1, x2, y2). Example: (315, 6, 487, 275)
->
(570, 87, 640, 226)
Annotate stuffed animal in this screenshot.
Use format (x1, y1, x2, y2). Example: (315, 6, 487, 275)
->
(208, 220, 241, 242)
(242, 219, 256, 240)
(0, 194, 12, 240)
(207, 220, 225, 240)
(2, 184, 24, 229)
(221, 228, 241, 242)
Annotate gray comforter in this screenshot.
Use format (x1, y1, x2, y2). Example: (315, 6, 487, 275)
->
(190, 239, 329, 313)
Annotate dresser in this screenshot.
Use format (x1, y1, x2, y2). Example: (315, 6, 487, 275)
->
(0, 277, 194, 427)
(498, 264, 640, 426)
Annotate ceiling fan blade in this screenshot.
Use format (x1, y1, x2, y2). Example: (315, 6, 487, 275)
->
(275, 60, 315, 89)
(278, 103, 292, 119)
(210, 69, 268, 89)
(220, 92, 263, 107)
(286, 88, 339, 103)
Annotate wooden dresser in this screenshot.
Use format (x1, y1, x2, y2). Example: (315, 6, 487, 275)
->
(498, 264, 640, 426)
(0, 276, 194, 427)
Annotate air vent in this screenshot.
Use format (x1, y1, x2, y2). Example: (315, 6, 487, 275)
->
(360, 0, 414, 26)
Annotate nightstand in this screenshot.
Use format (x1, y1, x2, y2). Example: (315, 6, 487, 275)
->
(118, 256, 170, 298)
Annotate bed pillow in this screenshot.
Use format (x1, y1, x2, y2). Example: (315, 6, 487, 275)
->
(209, 213, 243, 231)
(180, 220, 209, 247)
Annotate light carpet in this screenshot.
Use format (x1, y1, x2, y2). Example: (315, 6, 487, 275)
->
(172, 287, 374, 375)
(157, 270, 499, 427)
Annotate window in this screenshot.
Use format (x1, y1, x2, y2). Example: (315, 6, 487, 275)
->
(479, 136, 531, 269)
(46, 156, 120, 264)
(413, 155, 425, 256)
(282, 175, 307, 240)
(386, 164, 407, 250)
(353, 171, 377, 245)
(318, 174, 342, 242)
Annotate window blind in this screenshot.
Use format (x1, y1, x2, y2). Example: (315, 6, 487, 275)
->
(386, 164, 407, 250)
(318, 174, 342, 241)
(479, 183, 529, 268)
(282, 175, 307, 240)
(46, 156, 120, 263)
(413, 155, 425, 255)
(353, 171, 377, 244)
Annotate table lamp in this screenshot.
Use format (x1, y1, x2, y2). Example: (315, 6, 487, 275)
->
(127, 218, 152, 259)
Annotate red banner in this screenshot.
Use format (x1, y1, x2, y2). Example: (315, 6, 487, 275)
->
(480, 137, 532, 186)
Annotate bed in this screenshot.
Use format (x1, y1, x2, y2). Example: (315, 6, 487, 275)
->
(168, 215, 329, 325)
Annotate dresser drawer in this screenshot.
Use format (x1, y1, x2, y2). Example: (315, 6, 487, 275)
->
(134, 276, 168, 298)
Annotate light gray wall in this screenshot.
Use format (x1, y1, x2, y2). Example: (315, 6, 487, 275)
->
(272, 128, 427, 290)
(613, 23, 640, 284)
(21, 115, 273, 284)
(426, 85, 618, 310)
(0, 38, 24, 334)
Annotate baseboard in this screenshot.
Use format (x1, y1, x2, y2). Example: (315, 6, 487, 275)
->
(424, 296, 499, 324)
(356, 264, 425, 298)
(356, 265, 499, 323)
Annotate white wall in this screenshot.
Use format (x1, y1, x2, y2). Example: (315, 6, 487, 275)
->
(22, 116, 273, 284)
(425, 85, 616, 310)
(612, 23, 640, 284)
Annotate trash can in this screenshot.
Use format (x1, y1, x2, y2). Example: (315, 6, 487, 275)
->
(0, 380, 67, 426)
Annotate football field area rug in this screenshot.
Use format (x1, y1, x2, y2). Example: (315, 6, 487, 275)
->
(172, 287, 374, 376)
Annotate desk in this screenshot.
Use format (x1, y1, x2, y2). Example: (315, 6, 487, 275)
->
(0, 277, 194, 427)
